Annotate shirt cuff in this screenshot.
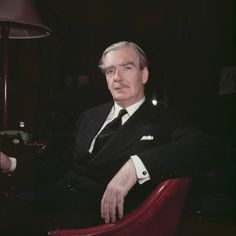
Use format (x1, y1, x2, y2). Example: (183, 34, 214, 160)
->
(130, 155, 150, 184)
(9, 157, 17, 172)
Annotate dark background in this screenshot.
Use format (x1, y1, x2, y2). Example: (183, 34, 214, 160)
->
(0, 0, 236, 234)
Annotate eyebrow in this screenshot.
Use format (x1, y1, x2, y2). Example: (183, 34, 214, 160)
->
(120, 61, 136, 67)
(103, 61, 136, 71)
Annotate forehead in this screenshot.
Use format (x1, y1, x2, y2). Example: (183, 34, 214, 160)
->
(103, 47, 139, 67)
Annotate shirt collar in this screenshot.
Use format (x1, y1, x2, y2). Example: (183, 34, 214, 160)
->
(113, 97, 145, 117)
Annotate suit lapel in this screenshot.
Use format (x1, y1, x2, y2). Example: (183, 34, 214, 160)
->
(77, 102, 113, 150)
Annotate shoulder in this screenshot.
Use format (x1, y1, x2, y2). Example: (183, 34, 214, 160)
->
(72, 102, 112, 134)
(159, 105, 189, 124)
(147, 103, 189, 128)
(75, 101, 112, 124)
(81, 101, 113, 116)
(142, 100, 186, 120)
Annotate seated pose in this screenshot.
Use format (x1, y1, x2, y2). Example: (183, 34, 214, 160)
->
(0, 41, 223, 236)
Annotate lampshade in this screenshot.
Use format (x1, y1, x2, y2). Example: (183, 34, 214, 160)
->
(0, 0, 52, 39)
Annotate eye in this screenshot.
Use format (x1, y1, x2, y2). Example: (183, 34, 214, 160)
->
(122, 65, 133, 71)
(105, 68, 115, 77)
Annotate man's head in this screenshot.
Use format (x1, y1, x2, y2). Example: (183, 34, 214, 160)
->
(99, 41, 149, 108)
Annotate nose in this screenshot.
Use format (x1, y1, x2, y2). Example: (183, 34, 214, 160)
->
(113, 68, 122, 82)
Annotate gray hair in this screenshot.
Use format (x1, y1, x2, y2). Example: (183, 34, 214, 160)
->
(99, 41, 148, 72)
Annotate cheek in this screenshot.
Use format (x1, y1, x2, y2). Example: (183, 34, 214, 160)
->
(106, 79, 112, 88)
(131, 79, 142, 91)
(107, 81, 115, 93)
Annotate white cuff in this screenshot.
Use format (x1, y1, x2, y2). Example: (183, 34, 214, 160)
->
(9, 157, 17, 172)
(131, 155, 150, 184)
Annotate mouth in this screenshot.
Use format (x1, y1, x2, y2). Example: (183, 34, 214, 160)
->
(114, 85, 127, 90)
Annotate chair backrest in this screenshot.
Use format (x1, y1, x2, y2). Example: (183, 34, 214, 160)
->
(48, 177, 192, 236)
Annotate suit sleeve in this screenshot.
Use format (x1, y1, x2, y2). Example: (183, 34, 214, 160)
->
(137, 111, 225, 182)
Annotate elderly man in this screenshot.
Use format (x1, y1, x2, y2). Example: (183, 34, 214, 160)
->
(0, 41, 223, 235)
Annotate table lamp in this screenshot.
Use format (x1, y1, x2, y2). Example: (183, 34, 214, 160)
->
(0, 0, 52, 129)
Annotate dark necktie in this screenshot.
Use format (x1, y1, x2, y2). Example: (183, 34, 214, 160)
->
(92, 109, 127, 154)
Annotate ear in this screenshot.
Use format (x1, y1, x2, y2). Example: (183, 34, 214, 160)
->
(142, 67, 149, 85)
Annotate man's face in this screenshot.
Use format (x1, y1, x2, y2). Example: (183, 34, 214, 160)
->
(102, 47, 149, 108)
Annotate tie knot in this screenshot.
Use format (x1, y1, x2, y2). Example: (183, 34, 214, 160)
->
(91, 108, 127, 155)
(117, 109, 127, 119)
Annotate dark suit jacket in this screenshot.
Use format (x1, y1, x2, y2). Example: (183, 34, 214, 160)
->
(16, 100, 223, 213)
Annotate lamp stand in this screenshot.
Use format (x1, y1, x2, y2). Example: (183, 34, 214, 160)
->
(1, 24, 9, 129)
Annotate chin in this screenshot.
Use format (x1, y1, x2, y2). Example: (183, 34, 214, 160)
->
(113, 94, 129, 101)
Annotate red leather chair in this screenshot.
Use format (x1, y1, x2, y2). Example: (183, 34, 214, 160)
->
(48, 177, 191, 236)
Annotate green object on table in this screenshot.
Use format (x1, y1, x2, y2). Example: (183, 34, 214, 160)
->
(0, 130, 32, 144)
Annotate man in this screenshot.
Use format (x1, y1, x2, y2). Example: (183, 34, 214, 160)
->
(0, 41, 223, 235)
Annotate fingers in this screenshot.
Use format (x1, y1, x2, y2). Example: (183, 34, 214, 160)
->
(117, 195, 124, 220)
(109, 197, 117, 223)
(101, 187, 122, 224)
(101, 192, 111, 223)
(0, 151, 11, 172)
(0, 151, 4, 169)
(100, 160, 138, 224)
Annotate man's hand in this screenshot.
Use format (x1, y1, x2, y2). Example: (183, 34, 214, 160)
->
(0, 151, 11, 172)
(101, 159, 138, 224)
